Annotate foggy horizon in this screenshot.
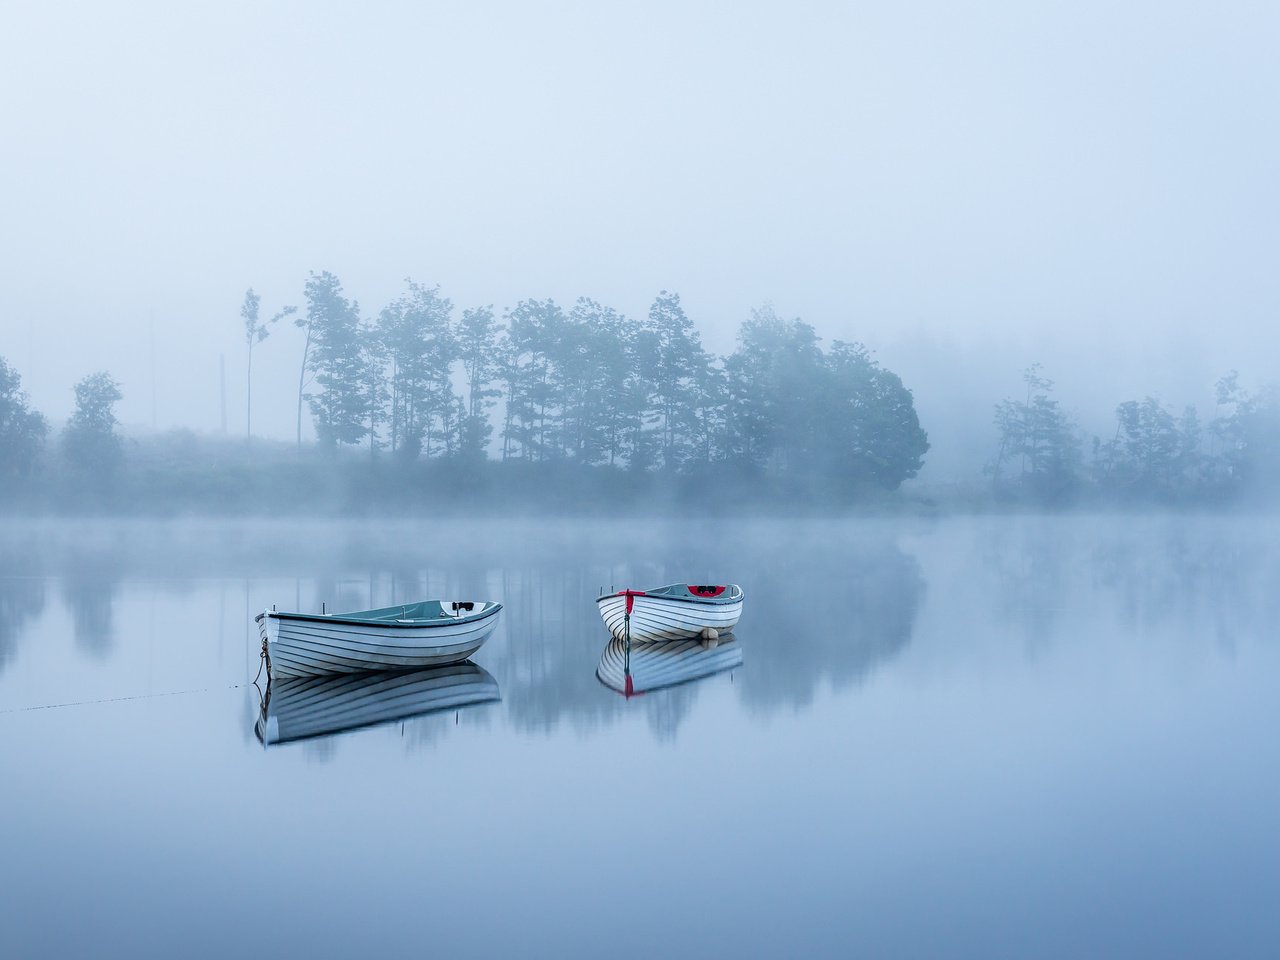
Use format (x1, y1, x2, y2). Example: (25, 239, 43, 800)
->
(4, 0, 1278, 477)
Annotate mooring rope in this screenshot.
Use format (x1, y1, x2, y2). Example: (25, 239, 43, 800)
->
(0, 684, 244, 715)
(2, 641, 270, 715)
(251, 639, 269, 686)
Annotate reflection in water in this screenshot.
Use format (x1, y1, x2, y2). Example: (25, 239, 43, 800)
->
(256, 662, 500, 746)
(1, 521, 930, 740)
(597, 636, 745, 741)
(1, 517, 1277, 958)
(597, 637, 743, 696)
(61, 565, 120, 659)
(732, 543, 925, 714)
(0, 578, 45, 674)
(491, 535, 926, 736)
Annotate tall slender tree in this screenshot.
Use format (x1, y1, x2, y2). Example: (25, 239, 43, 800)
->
(241, 288, 296, 440)
(641, 291, 711, 470)
(455, 306, 503, 460)
(500, 299, 565, 462)
(723, 306, 788, 468)
(303, 271, 369, 448)
(294, 297, 315, 449)
(376, 281, 456, 460)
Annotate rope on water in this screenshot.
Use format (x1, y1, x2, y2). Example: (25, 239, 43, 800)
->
(3, 641, 270, 715)
(0, 684, 244, 715)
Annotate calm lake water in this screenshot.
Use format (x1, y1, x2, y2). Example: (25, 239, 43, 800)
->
(1, 515, 1277, 959)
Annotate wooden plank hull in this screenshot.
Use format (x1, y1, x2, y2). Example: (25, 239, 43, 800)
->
(260, 605, 501, 678)
(596, 593, 743, 643)
(596, 637, 743, 695)
(256, 663, 500, 745)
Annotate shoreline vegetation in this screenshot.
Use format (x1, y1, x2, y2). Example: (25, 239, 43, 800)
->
(2, 273, 1278, 516)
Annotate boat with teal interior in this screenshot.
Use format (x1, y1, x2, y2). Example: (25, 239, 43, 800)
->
(595, 583, 743, 644)
(256, 599, 502, 678)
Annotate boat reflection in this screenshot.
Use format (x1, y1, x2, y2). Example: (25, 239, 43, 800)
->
(255, 662, 500, 746)
(596, 636, 743, 698)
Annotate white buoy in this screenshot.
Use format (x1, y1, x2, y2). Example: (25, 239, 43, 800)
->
(700, 627, 719, 648)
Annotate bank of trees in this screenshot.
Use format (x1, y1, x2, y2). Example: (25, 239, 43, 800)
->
(0, 362, 121, 500)
(271, 273, 930, 493)
(0, 272, 932, 510)
(990, 365, 1280, 505)
(6, 268, 1279, 513)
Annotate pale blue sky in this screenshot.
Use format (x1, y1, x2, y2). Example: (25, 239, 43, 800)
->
(2, 0, 1277, 472)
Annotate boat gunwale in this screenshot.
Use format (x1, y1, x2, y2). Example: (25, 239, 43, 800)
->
(594, 585, 744, 607)
(259, 602, 503, 630)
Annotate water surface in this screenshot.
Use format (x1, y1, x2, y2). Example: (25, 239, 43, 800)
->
(1, 516, 1276, 958)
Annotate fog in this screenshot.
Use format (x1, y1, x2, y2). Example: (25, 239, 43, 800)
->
(4, 0, 1278, 484)
(6, 12, 1280, 950)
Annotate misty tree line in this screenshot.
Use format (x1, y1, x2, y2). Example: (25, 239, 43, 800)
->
(989, 365, 1280, 503)
(0, 272, 930, 502)
(0, 359, 124, 492)
(248, 271, 929, 488)
(4, 279, 1278, 509)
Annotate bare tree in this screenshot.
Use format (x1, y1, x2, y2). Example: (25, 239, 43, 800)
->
(240, 288, 296, 440)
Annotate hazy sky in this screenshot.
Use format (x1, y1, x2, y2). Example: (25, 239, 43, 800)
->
(2, 1, 1277, 468)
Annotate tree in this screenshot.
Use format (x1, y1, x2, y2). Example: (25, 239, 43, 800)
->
(241, 288, 296, 440)
(1094, 397, 1199, 499)
(722, 305, 815, 470)
(376, 281, 456, 461)
(824, 342, 928, 490)
(586, 304, 647, 468)
(990, 365, 1079, 502)
(1208, 373, 1280, 497)
(552, 299, 629, 465)
(499, 299, 565, 462)
(294, 294, 315, 449)
(641, 291, 711, 470)
(303, 272, 370, 449)
(720, 305, 927, 492)
(63, 372, 123, 485)
(455, 306, 503, 460)
(0, 357, 47, 483)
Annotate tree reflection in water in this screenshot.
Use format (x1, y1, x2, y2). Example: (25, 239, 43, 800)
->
(0, 578, 45, 675)
(60, 561, 119, 659)
(485, 526, 925, 740)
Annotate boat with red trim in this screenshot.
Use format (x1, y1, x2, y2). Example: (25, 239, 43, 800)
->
(595, 583, 744, 644)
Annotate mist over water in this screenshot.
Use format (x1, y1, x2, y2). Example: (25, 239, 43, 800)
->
(3, 2, 1279, 956)
(1, 516, 1276, 958)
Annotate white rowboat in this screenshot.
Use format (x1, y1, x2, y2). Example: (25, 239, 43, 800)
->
(257, 599, 502, 678)
(256, 662, 500, 745)
(596, 583, 743, 644)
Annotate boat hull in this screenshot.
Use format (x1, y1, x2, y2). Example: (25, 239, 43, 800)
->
(596, 593, 742, 643)
(596, 636, 743, 695)
(257, 663, 500, 745)
(260, 606, 501, 678)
